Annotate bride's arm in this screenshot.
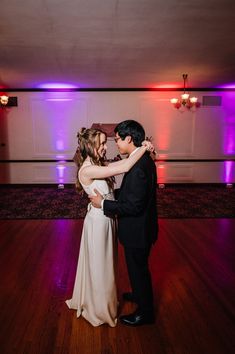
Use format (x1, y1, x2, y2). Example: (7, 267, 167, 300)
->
(105, 157, 126, 167)
(82, 145, 148, 180)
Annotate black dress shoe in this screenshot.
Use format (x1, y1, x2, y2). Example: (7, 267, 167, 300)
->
(119, 310, 155, 326)
(122, 292, 136, 303)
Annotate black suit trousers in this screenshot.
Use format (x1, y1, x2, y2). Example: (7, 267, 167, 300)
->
(124, 246, 154, 313)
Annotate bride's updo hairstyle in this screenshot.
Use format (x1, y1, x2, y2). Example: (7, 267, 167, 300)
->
(74, 128, 101, 167)
(73, 127, 114, 192)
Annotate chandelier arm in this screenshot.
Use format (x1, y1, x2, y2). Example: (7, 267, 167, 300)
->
(182, 74, 188, 94)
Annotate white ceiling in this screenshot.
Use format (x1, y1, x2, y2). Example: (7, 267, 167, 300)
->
(1, 0, 235, 89)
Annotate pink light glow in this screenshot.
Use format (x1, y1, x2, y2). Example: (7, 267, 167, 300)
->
(157, 128, 170, 152)
(152, 83, 180, 89)
(157, 164, 166, 183)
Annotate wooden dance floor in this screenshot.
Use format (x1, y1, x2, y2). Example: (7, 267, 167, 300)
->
(0, 218, 234, 354)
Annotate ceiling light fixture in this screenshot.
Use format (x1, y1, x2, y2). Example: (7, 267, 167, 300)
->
(170, 74, 200, 110)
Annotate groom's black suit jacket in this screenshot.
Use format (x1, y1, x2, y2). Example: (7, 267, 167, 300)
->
(104, 152, 158, 248)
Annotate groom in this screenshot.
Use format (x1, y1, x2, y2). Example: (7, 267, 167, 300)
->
(90, 120, 158, 326)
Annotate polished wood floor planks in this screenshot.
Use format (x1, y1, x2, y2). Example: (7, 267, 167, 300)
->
(0, 219, 234, 354)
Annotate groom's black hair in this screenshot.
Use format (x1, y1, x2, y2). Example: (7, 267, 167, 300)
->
(114, 120, 145, 147)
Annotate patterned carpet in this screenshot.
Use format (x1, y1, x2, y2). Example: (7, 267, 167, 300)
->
(0, 185, 234, 219)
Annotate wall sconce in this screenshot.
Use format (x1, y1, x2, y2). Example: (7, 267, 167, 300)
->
(170, 74, 200, 110)
(0, 95, 9, 105)
(0, 95, 18, 107)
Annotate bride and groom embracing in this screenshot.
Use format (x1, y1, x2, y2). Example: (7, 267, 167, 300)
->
(66, 119, 158, 327)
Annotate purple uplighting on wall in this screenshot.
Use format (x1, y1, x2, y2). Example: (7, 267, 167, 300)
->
(224, 161, 234, 183)
(222, 92, 235, 183)
(56, 140, 65, 151)
(42, 94, 77, 157)
(56, 164, 66, 183)
(218, 83, 235, 89)
(224, 117, 235, 155)
(46, 98, 73, 102)
(37, 82, 78, 89)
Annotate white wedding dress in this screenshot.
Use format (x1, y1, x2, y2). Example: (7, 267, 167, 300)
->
(66, 160, 118, 327)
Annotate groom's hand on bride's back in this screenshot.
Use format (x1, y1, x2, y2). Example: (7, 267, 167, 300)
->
(89, 189, 103, 208)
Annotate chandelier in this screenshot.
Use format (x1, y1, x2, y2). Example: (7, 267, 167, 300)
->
(170, 74, 200, 110)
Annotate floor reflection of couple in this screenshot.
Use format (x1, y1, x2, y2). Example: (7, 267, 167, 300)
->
(66, 120, 158, 327)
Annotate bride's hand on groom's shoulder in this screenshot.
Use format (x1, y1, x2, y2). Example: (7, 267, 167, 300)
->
(142, 140, 156, 154)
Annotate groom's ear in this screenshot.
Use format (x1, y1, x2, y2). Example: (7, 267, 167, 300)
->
(125, 135, 132, 144)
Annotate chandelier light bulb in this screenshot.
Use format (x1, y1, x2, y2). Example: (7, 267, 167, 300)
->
(181, 93, 189, 100)
(190, 97, 198, 103)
